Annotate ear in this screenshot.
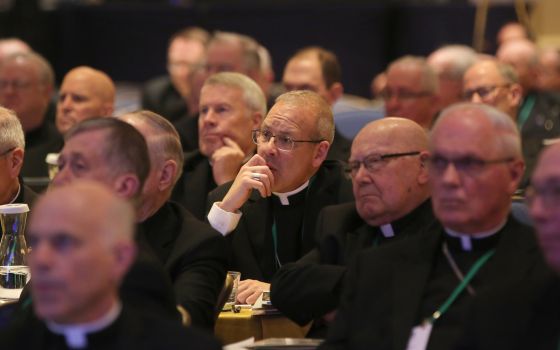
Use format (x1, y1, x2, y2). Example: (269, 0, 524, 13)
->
(101, 102, 114, 117)
(509, 83, 523, 108)
(327, 82, 344, 104)
(417, 151, 431, 185)
(251, 111, 263, 130)
(113, 174, 141, 200)
(312, 140, 330, 168)
(111, 241, 137, 281)
(507, 158, 526, 193)
(158, 159, 178, 192)
(8, 148, 24, 178)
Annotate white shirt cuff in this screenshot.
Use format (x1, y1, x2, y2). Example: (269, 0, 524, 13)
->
(207, 202, 242, 236)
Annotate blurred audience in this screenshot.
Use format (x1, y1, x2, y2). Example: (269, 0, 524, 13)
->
(538, 47, 560, 93)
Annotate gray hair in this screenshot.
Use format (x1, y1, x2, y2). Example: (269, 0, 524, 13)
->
(429, 45, 478, 80)
(496, 61, 520, 84)
(204, 72, 267, 118)
(389, 55, 438, 94)
(275, 90, 334, 144)
(209, 31, 261, 73)
(435, 102, 521, 158)
(0, 107, 25, 149)
(120, 110, 184, 186)
(0, 51, 54, 87)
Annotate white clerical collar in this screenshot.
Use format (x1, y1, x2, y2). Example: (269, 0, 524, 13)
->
(273, 180, 310, 205)
(444, 219, 507, 251)
(380, 224, 395, 238)
(46, 301, 122, 349)
(8, 184, 20, 204)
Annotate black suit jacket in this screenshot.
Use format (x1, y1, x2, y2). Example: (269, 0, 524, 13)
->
(171, 150, 216, 221)
(327, 130, 351, 162)
(519, 90, 560, 187)
(0, 302, 221, 350)
(207, 160, 354, 282)
(137, 201, 227, 329)
(271, 200, 436, 327)
(22, 121, 63, 178)
(141, 76, 189, 123)
(457, 267, 559, 350)
(321, 216, 548, 350)
(174, 114, 199, 153)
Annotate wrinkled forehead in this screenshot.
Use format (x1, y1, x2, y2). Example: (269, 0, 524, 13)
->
(263, 102, 314, 135)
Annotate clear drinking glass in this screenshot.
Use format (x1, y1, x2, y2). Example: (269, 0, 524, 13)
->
(0, 204, 30, 300)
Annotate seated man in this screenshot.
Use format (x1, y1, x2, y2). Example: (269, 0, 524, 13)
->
(207, 90, 353, 304)
(456, 138, 560, 350)
(0, 52, 62, 178)
(282, 46, 351, 161)
(382, 56, 439, 129)
(120, 110, 227, 329)
(171, 72, 266, 220)
(142, 27, 209, 123)
(0, 107, 37, 220)
(271, 117, 437, 336)
(0, 181, 220, 349)
(321, 103, 548, 350)
(56, 66, 116, 135)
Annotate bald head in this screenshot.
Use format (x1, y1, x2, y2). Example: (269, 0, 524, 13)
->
(0, 38, 31, 63)
(350, 117, 430, 226)
(497, 39, 539, 93)
(497, 22, 529, 47)
(56, 66, 116, 135)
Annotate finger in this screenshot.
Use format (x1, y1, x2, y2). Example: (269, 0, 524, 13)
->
(222, 137, 243, 152)
(246, 291, 262, 305)
(236, 288, 254, 304)
(246, 154, 267, 167)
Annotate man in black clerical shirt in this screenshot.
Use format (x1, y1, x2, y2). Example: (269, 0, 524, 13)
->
(0, 181, 220, 350)
(171, 72, 266, 220)
(321, 103, 548, 350)
(121, 110, 227, 329)
(271, 117, 436, 336)
(207, 90, 353, 304)
(0, 107, 37, 230)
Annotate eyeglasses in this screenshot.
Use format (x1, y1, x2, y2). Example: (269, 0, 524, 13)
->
(463, 84, 510, 100)
(252, 129, 324, 152)
(379, 89, 433, 101)
(525, 183, 560, 208)
(346, 151, 421, 177)
(0, 80, 32, 91)
(429, 154, 513, 176)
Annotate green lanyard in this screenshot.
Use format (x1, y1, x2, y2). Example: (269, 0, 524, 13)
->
(518, 94, 536, 130)
(423, 249, 495, 325)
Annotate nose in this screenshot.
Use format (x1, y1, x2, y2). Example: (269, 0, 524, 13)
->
(29, 241, 52, 273)
(440, 162, 461, 187)
(529, 195, 546, 222)
(258, 136, 278, 156)
(200, 109, 217, 127)
(51, 165, 71, 187)
(470, 92, 483, 103)
(59, 95, 73, 110)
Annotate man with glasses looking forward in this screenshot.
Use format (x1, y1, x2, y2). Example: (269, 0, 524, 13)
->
(271, 117, 437, 336)
(207, 90, 353, 304)
(382, 56, 439, 129)
(321, 103, 547, 350)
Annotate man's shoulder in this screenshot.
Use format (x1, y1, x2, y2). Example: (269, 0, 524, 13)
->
(169, 201, 223, 241)
(182, 149, 208, 172)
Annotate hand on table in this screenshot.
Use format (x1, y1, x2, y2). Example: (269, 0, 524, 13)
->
(236, 279, 270, 305)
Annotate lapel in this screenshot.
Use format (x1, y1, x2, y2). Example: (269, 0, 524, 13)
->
(481, 216, 539, 286)
(181, 153, 215, 219)
(392, 229, 443, 350)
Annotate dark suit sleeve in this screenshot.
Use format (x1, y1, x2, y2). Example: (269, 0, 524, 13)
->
(172, 225, 228, 329)
(318, 252, 364, 350)
(271, 206, 349, 325)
